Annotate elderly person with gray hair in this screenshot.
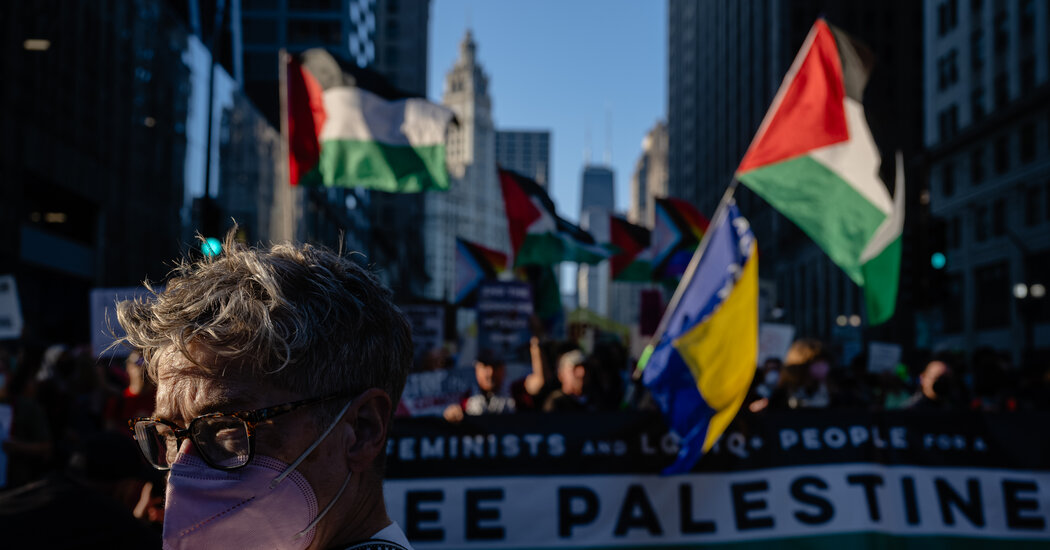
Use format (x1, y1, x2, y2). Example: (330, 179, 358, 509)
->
(116, 235, 414, 550)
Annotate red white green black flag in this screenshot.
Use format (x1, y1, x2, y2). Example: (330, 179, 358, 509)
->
(735, 19, 904, 324)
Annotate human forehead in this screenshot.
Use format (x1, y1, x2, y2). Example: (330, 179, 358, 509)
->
(152, 345, 294, 422)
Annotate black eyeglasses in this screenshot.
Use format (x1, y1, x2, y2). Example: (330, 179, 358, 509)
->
(129, 392, 351, 471)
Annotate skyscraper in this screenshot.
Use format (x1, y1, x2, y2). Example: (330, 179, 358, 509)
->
(630, 121, 668, 227)
(923, 0, 1050, 365)
(423, 31, 509, 301)
(495, 130, 551, 188)
(578, 165, 615, 315)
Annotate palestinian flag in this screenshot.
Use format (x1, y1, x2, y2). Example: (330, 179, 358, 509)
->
(609, 215, 652, 281)
(651, 197, 710, 280)
(454, 238, 508, 305)
(285, 48, 454, 191)
(499, 168, 611, 267)
(735, 19, 903, 324)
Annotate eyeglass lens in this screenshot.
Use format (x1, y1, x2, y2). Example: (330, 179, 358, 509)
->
(134, 416, 251, 470)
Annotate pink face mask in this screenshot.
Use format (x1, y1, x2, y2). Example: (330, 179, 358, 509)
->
(163, 400, 354, 550)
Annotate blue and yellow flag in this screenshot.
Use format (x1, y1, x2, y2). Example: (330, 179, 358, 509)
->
(639, 201, 758, 474)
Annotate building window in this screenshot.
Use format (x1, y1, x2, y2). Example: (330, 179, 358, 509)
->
(944, 272, 965, 333)
(994, 72, 1009, 107)
(1020, 123, 1036, 163)
(1021, 0, 1035, 37)
(993, 6, 1009, 53)
(938, 51, 960, 90)
(992, 198, 1006, 236)
(1020, 57, 1036, 90)
(942, 162, 956, 196)
(970, 29, 985, 72)
(994, 135, 1009, 174)
(975, 261, 1010, 328)
(971, 87, 986, 121)
(971, 147, 985, 183)
(938, 0, 959, 35)
(243, 17, 279, 44)
(938, 106, 959, 140)
(949, 216, 962, 248)
(975, 204, 989, 241)
(1024, 186, 1041, 226)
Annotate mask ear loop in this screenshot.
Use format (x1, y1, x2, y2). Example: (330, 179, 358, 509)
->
(270, 397, 355, 490)
(294, 469, 352, 540)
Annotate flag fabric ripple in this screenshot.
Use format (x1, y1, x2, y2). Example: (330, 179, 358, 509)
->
(640, 202, 758, 474)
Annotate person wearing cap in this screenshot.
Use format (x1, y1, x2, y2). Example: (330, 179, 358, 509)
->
(0, 430, 161, 549)
(114, 235, 414, 550)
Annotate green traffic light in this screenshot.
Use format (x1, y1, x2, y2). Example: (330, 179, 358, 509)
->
(931, 252, 946, 270)
(201, 237, 222, 257)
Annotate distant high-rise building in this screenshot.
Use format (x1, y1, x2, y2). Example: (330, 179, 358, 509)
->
(423, 31, 508, 301)
(577, 165, 615, 315)
(923, 0, 1050, 365)
(630, 121, 668, 227)
(667, 0, 925, 357)
(496, 130, 551, 188)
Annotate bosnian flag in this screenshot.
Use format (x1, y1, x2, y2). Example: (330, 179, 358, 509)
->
(286, 49, 454, 192)
(735, 19, 903, 324)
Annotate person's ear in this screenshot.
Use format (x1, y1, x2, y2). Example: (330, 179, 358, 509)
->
(344, 388, 392, 472)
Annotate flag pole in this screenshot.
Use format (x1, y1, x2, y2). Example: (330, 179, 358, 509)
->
(633, 178, 740, 380)
(278, 49, 290, 187)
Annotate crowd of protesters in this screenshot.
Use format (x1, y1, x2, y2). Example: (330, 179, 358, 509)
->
(0, 343, 163, 545)
(1, 331, 1048, 542)
(436, 331, 1050, 421)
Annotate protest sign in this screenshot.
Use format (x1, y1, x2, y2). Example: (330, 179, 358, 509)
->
(757, 323, 794, 365)
(0, 275, 23, 340)
(384, 411, 1050, 548)
(90, 286, 162, 357)
(868, 341, 904, 373)
(402, 304, 446, 367)
(476, 282, 532, 365)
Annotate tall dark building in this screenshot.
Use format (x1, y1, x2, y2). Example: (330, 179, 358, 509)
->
(667, 0, 925, 363)
(0, 0, 192, 344)
(923, 0, 1050, 365)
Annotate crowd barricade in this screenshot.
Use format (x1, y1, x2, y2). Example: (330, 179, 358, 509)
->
(384, 410, 1050, 549)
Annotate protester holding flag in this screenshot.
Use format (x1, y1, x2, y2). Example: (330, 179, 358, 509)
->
(637, 200, 758, 474)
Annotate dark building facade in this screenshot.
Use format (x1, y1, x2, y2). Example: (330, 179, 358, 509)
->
(0, 0, 192, 345)
(667, 0, 926, 363)
(923, 0, 1050, 365)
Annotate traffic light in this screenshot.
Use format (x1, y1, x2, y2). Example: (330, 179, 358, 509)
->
(201, 237, 222, 257)
(925, 217, 949, 306)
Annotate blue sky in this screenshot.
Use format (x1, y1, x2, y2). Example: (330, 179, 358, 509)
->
(428, 0, 666, 223)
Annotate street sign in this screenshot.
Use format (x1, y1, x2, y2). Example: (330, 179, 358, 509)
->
(0, 275, 23, 340)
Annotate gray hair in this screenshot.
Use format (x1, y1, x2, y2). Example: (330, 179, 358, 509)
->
(114, 233, 412, 414)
